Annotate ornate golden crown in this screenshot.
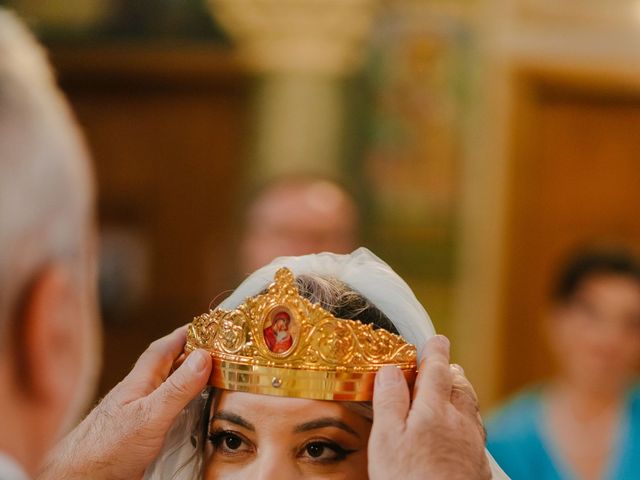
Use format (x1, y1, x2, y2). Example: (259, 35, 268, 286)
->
(185, 267, 416, 401)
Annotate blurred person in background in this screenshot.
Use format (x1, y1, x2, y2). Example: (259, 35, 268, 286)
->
(238, 176, 359, 274)
(487, 247, 640, 480)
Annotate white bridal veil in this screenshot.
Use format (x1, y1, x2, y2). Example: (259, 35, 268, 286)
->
(146, 248, 508, 479)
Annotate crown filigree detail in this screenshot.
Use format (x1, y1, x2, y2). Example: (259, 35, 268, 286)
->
(185, 267, 417, 401)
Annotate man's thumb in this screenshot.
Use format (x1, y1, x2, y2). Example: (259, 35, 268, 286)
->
(148, 349, 212, 423)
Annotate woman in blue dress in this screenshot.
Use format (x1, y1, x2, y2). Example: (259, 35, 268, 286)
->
(487, 248, 640, 480)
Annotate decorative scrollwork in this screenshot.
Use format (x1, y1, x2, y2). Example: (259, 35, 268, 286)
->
(187, 267, 416, 372)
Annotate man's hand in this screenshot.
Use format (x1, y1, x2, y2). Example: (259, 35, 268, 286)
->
(369, 335, 491, 480)
(38, 326, 212, 480)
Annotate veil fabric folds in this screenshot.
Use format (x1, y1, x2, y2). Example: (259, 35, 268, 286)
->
(145, 248, 509, 479)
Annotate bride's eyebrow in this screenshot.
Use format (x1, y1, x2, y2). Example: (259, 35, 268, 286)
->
(294, 418, 360, 439)
(211, 410, 255, 431)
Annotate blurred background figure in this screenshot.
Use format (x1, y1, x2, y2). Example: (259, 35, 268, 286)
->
(487, 247, 640, 480)
(238, 177, 359, 274)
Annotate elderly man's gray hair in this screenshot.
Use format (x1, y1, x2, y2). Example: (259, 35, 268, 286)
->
(0, 9, 94, 342)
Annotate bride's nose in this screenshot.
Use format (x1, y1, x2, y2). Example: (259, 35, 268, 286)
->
(254, 452, 301, 480)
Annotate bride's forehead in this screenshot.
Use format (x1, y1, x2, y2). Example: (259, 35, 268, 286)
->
(217, 391, 344, 415)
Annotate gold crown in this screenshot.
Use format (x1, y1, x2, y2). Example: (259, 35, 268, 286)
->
(185, 267, 416, 401)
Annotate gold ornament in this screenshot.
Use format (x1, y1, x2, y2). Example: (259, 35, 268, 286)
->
(185, 267, 416, 401)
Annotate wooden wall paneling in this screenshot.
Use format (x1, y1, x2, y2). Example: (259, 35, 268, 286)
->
(52, 46, 249, 394)
(501, 74, 640, 397)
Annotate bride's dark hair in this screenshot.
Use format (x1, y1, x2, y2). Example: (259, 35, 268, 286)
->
(144, 274, 394, 480)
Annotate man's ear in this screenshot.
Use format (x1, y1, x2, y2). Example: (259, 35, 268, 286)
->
(18, 264, 82, 410)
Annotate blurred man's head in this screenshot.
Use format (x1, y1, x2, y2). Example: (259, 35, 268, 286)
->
(0, 9, 99, 474)
(547, 247, 640, 395)
(239, 177, 359, 274)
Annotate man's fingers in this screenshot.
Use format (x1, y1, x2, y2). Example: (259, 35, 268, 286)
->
(147, 349, 212, 425)
(371, 366, 411, 436)
(450, 364, 479, 417)
(126, 326, 189, 393)
(411, 335, 452, 414)
(449, 364, 487, 443)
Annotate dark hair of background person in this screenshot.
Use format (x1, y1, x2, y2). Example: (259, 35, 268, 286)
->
(552, 247, 640, 303)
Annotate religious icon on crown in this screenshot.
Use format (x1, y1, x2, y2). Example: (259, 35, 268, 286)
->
(263, 308, 295, 354)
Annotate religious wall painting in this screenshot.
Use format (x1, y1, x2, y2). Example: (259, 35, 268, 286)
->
(366, 6, 469, 231)
(361, 3, 474, 330)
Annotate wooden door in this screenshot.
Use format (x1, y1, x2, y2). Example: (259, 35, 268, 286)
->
(500, 75, 640, 397)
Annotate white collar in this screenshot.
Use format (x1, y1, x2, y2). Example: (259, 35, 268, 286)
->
(0, 453, 29, 480)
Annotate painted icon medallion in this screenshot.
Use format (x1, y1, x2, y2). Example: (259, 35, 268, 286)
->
(263, 307, 296, 355)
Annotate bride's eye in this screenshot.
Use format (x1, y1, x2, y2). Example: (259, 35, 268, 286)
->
(299, 440, 355, 464)
(209, 430, 252, 455)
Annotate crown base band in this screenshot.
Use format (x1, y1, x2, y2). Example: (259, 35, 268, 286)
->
(209, 358, 417, 402)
